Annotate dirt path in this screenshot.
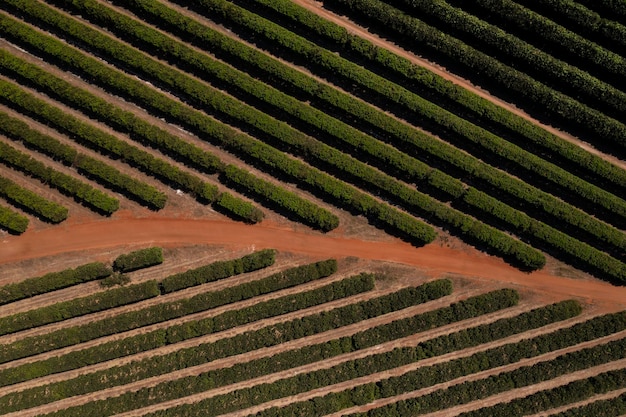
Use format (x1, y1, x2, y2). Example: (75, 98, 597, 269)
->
(2, 217, 625, 307)
(291, 0, 626, 171)
(524, 386, 626, 417)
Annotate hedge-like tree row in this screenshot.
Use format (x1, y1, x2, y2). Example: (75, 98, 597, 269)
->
(446, 0, 626, 90)
(0, 204, 28, 234)
(56, 0, 625, 265)
(513, 0, 626, 56)
(254, 317, 626, 417)
(341, 338, 626, 416)
(220, 0, 626, 227)
(0, 174, 68, 223)
(0, 262, 110, 306)
(0, 112, 167, 210)
(213, 191, 264, 224)
(547, 391, 626, 417)
(458, 366, 626, 417)
(228, 0, 626, 200)
(0, 278, 455, 413)
(109, 298, 578, 417)
(322, 0, 626, 155)
(0, 139, 119, 215)
(385, 0, 626, 120)
(575, 0, 626, 26)
(0, 280, 160, 337)
(0, 251, 275, 364)
(0, 78, 217, 204)
(0, 272, 375, 389)
(81, 0, 626, 277)
(113, 247, 163, 272)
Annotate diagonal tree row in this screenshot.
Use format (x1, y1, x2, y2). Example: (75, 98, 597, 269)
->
(2, 1, 625, 281)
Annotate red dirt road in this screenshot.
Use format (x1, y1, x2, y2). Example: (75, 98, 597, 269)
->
(2, 217, 625, 307)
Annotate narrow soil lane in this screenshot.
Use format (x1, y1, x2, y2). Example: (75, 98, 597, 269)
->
(2, 218, 625, 307)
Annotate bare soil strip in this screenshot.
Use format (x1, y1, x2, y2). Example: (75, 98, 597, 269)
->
(524, 387, 626, 417)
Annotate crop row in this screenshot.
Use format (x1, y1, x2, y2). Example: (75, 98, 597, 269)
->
(0, 272, 376, 388)
(0, 262, 110, 306)
(322, 0, 626, 155)
(549, 391, 626, 417)
(0, 111, 168, 210)
(0, 280, 160, 337)
(514, 0, 626, 55)
(0, 139, 120, 215)
(0, 250, 275, 363)
(0, 6, 434, 240)
(111, 297, 575, 417)
(387, 0, 626, 120)
(56, 0, 620, 268)
(0, 278, 456, 413)
(0, 174, 68, 223)
(447, 0, 626, 90)
(0, 204, 28, 234)
(234, 0, 626, 199)
(259, 327, 626, 416)
(7, 283, 509, 415)
(234, 0, 626, 224)
(575, 0, 626, 25)
(109, 0, 626, 278)
(112, 246, 163, 273)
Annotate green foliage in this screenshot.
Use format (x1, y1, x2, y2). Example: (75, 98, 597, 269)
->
(0, 270, 370, 389)
(0, 139, 119, 215)
(113, 247, 163, 272)
(0, 111, 167, 210)
(548, 391, 626, 416)
(0, 174, 68, 223)
(213, 191, 264, 223)
(0, 204, 28, 234)
(0, 262, 111, 306)
(100, 272, 131, 288)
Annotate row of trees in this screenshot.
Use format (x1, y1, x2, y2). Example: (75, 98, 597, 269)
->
(323, 0, 626, 154)
(112, 247, 163, 272)
(0, 204, 28, 234)
(548, 390, 626, 416)
(0, 280, 160, 337)
(388, 0, 626, 120)
(514, 0, 626, 55)
(225, 0, 626, 227)
(0, 139, 120, 215)
(0, 174, 68, 223)
(1, 277, 453, 413)
(0, 251, 275, 364)
(108, 296, 574, 417)
(0, 272, 375, 389)
(446, 0, 626, 90)
(255, 310, 625, 417)
(0, 112, 167, 210)
(0, 262, 110, 306)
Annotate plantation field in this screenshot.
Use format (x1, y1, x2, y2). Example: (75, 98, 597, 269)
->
(1, 0, 626, 414)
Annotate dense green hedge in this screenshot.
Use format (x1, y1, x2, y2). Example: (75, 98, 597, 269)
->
(387, 0, 626, 120)
(0, 262, 110, 306)
(228, 0, 626, 227)
(0, 204, 28, 234)
(323, 0, 626, 154)
(575, 0, 626, 26)
(190, 0, 626, 204)
(514, 0, 626, 55)
(0, 139, 119, 215)
(548, 391, 626, 417)
(0, 174, 68, 223)
(0, 278, 455, 414)
(256, 316, 626, 417)
(458, 367, 626, 417)
(0, 78, 217, 204)
(213, 191, 264, 223)
(446, 0, 626, 90)
(113, 247, 163, 272)
(0, 112, 167, 210)
(0, 280, 160, 336)
(0, 272, 373, 388)
(102, 297, 580, 417)
(0, 251, 275, 364)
